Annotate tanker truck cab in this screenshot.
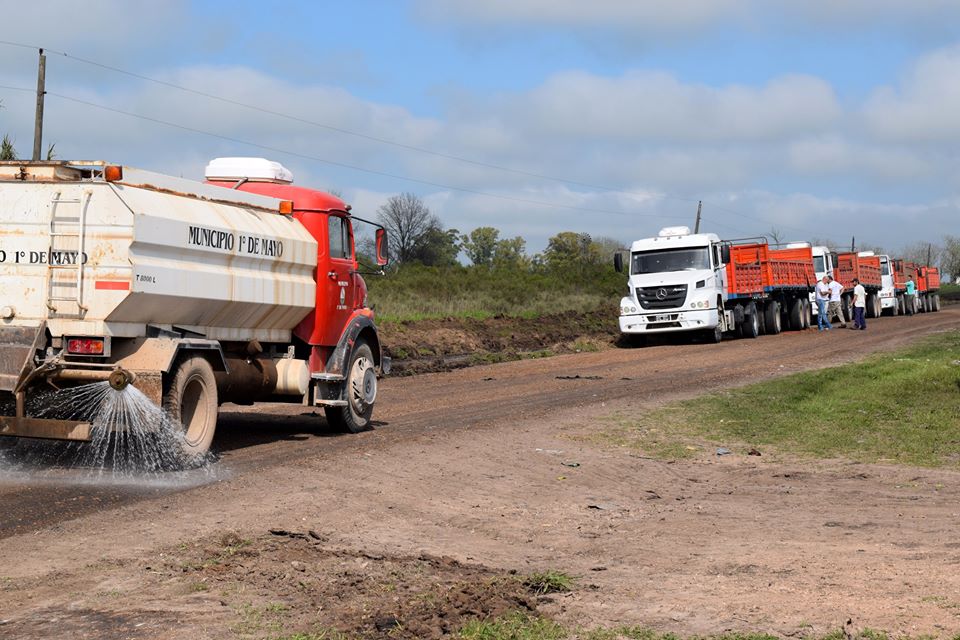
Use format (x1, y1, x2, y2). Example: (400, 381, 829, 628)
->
(615, 226, 726, 342)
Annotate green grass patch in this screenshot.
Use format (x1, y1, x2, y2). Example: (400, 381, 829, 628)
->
(367, 263, 623, 322)
(458, 613, 940, 640)
(522, 570, 575, 595)
(941, 283, 960, 301)
(614, 331, 960, 467)
(459, 611, 566, 640)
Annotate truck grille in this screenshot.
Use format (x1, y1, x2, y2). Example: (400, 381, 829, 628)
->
(636, 285, 688, 310)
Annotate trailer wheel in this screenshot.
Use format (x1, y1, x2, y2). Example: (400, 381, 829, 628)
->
(786, 298, 803, 331)
(764, 301, 782, 335)
(738, 302, 759, 339)
(163, 356, 218, 456)
(325, 341, 376, 434)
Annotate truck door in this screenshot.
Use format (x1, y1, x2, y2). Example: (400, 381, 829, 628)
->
(320, 214, 357, 346)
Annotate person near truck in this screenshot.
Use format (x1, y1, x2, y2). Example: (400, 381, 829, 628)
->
(826, 275, 847, 328)
(815, 275, 833, 331)
(905, 275, 916, 315)
(852, 278, 867, 330)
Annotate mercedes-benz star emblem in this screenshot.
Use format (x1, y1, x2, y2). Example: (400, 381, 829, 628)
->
(656, 288, 668, 300)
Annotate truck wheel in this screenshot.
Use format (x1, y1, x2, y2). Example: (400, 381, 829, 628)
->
(801, 300, 811, 328)
(787, 298, 803, 331)
(866, 294, 877, 318)
(934, 294, 941, 311)
(739, 302, 759, 339)
(764, 301, 782, 335)
(897, 296, 905, 315)
(163, 356, 218, 456)
(841, 297, 852, 322)
(325, 341, 376, 434)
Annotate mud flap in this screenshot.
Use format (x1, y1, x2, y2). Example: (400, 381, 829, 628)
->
(0, 323, 45, 394)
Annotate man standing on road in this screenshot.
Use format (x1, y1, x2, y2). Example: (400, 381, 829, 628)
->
(852, 278, 867, 330)
(827, 275, 847, 328)
(905, 275, 916, 315)
(815, 275, 833, 331)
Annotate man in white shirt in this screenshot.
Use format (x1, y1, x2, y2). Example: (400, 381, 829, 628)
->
(852, 278, 867, 330)
(827, 275, 847, 328)
(815, 275, 832, 331)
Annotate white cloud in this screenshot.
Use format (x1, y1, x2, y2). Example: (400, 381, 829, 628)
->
(505, 71, 840, 142)
(864, 44, 960, 141)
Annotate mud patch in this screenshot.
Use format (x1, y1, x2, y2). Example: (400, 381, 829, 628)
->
(382, 306, 618, 375)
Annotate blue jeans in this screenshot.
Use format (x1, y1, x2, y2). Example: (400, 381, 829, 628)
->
(853, 306, 866, 329)
(816, 299, 832, 330)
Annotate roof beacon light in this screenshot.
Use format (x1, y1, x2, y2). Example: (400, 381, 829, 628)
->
(204, 157, 294, 184)
(104, 165, 123, 182)
(658, 226, 691, 238)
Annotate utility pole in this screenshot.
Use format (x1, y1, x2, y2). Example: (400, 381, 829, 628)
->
(850, 236, 855, 252)
(694, 201, 702, 234)
(32, 48, 47, 162)
(926, 243, 932, 266)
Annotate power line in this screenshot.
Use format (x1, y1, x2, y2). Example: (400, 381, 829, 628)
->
(44, 89, 696, 220)
(0, 39, 798, 231)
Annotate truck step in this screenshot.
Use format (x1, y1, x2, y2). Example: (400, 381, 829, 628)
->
(311, 372, 345, 382)
(314, 399, 348, 408)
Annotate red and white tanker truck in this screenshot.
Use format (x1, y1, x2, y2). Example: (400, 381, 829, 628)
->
(0, 158, 389, 455)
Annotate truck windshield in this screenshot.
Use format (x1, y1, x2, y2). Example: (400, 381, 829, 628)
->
(880, 258, 891, 276)
(813, 256, 825, 273)
(631, 247, 710, 274)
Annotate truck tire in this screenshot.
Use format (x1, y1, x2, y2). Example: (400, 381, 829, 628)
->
(866, 293, 877, 319)
(841, 296, 852, 322)
(897, 296, 906, 315)
(325, 341, 376, 434)
(163, 356, 218, 456)
(787, 298, 803, 331)
(764, 301, 782, 335)
(934, 294, 941, 311)
(801, 299, 811, 328)
(738, 302, 759, 339)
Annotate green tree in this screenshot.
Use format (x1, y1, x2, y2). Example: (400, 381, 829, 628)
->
(941, 235, 960, 281)
(461, 226, 500, 267)
(542, 232, 603, 273)
(492, 236, 527, 269)
(409, 225, 460, 267)
(0, 134, 16, 161)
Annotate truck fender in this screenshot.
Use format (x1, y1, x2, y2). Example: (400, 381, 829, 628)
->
(113, 337, 229, 375)
(324, 312, 384, 379)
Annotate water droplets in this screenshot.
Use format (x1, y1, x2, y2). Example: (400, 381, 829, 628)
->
(2, 382, 215, 478)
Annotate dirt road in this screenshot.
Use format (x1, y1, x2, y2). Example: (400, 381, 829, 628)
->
(1, 309, 958, 638)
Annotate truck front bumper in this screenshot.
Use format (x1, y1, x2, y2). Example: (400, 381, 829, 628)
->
(619, 308, 719, 334)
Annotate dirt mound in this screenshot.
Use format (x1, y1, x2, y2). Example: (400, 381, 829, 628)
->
(381, 306, 619, 374)
(172, 530, 537, 639)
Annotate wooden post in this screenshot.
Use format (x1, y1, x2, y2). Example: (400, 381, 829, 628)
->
(32, 48, 47, 162)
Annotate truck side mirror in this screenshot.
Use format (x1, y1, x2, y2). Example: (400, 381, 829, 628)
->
(720, 245, 730, 264)
(375, 228, 390, 267)
(613, 252, 624, 273)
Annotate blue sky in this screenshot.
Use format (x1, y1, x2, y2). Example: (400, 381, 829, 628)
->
(1, 0, 958, 256)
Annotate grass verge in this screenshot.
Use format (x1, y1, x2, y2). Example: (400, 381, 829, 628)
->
(458, 612, 950, 640)
(594, 330, 960, 467)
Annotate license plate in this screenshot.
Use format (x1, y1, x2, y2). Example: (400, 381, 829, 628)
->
(653, 314, 672, 322)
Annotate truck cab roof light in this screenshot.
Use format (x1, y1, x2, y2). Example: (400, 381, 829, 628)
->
(279, 200, 294, 215)
(103, 165, 123, 182)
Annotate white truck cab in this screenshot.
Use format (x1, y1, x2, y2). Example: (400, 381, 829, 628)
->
(871, 252, 897, 314)
(807, 245, 834, 319)
(616, 226, 726, 341)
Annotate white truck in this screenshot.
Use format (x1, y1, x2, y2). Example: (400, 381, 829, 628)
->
(614, 226, 815, 344)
